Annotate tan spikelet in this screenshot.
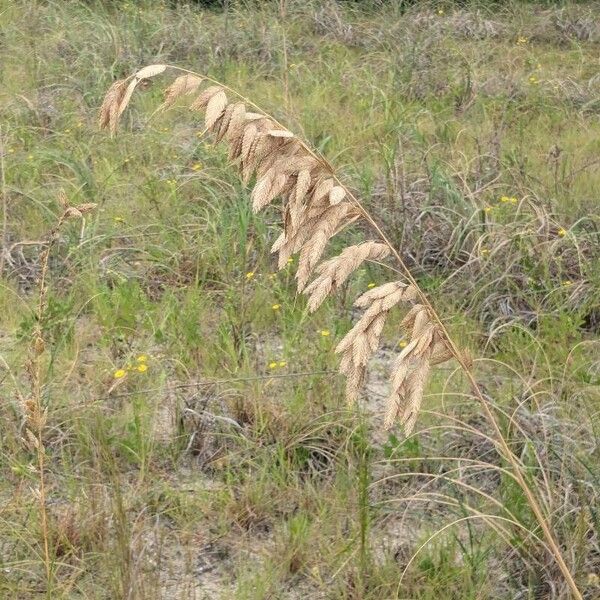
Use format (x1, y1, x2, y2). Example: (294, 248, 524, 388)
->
(295, 170, 312, 203)
(329, 186, 346, 205)
(383, 302, 452, 433)
(205, 90, 228, 130)
(161, 74, 203, 110)
(190, 85, 222, 112)
(268, 129, 294, 138)
(335, 281, 417, 405)
(224, 102, 247, 143)
(296, 203, 362, 290)
(118, 65, 167, 126)
(135, 64, 167, 79)
(303, 242, 390, 312)
(98, 79, 129, 133)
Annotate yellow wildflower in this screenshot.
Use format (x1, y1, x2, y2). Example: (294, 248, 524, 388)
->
(562, 280, 572, 287)
(287, 257, 294, 264)
(191, 163, 202, 171)
(499, 196, 509, 203)
(399, 340, 408, 348)
(113, 216, 125, 224)
(320, 329, 330, 337)
(508, 197, 518, 204)
(437, 9, 444, 15)
(268, 361, 278, 369)
(529, 75, 539, 85)
(517, 36, 528, 45)
(114, 369, 126, 379)
(367, 282, 376, 288)
(557, 228, 566, 237)
(278, 361, 287, 367)
(27, 154, 34, 160)
(484, 206, 493, 213)
(8, 148, 14, 154)
(137, 355, 147, 362)
(481, 248, 490, 256)
(137, 364, 148, 373)
(272, 304, 281, 311)
(246, 271, 254, 280)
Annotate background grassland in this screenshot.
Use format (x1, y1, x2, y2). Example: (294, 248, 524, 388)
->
(1, 1, 599, 598)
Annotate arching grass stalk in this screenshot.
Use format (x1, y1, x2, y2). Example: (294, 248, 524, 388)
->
(100, 64, 582, 598)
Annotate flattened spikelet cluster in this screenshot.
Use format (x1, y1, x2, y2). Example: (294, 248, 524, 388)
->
(100, 65, 454, 434)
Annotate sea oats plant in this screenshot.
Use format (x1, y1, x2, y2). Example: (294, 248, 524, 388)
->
(100, 64, 582, 598)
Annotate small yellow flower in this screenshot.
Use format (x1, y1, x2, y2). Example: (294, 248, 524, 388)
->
(499, 195, 509, 203)
(557, 228, 566, 237)
(528, 75, 539, 85)
(136, 355, 147, 362)
(123, 158, 130, 163)
(268, 361, 278, 369)
(269, 273, 276, 279)
(287, 257, 293, 264)
(114, 369, 126, 379)
(481, 248, 490, 256)
(77, 121, 83, 128)
(508, 196, 518, 204)
(399, 340, 408, 348)
(484, 206, 493, 213)
(278, 361, 287, 367)
(27, 154, 34, 160)
(8, 148, 14, 154)
(272, 304, 281, 310)
(64, 128, 71, 133)
(137, 364, 148, 373)
(562, 280, 572, 287)
(437, 9, 444, 15)
(191, 162, 202, 171)
(246, 271, 255, 280)
(113, 216, 125, 224)
(517, 36, 528, 45)
(320, 329, 330, 337)
(367, 282, 376, 288)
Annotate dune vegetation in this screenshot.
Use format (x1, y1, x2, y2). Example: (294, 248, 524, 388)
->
(1, 1, 599, 598)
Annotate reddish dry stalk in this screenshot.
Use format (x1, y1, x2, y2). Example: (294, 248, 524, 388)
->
(24, 198, 96, 593)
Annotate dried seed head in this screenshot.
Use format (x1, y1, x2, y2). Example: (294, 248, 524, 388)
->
(102, 66, 460, 433)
